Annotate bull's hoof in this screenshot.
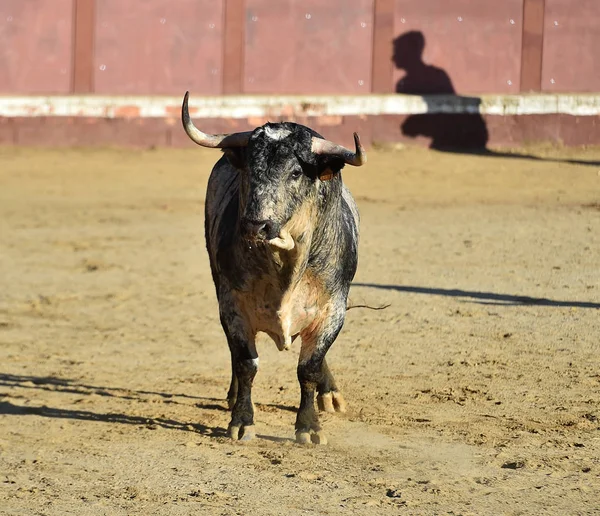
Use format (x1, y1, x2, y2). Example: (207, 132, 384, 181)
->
(295, 431, 312, 445)
(332, 391, 347, 413)
(318, 391, 347, 413)
(228, 424, 241, 440)
(239, 425, 256, 441)
(295, 430, 328, 445)
(317, 393, 335, 413)
(228, 424, 256, 441)
(310, 431, 328, 445)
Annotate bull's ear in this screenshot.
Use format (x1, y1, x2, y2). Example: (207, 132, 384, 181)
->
(222, 147, 247, 170)
(317, 158, 345, 181)
(318, 167, 336, 181)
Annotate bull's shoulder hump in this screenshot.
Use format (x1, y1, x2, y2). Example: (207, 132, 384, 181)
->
(206, 156, 240, 215)
(205, 157, 241, 257)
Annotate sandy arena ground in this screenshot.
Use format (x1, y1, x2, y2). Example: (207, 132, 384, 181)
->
(0, 143, 599, 515)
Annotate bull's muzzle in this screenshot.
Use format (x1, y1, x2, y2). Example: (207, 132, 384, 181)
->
(241, 218, 281, 242)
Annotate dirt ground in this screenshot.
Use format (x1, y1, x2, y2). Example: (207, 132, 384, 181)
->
(1, 143, 599, 515)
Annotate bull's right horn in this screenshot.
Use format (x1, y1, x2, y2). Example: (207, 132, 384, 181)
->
(182, 91, 252, 148)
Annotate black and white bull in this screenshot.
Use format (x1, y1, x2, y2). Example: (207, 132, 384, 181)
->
(182, 92, 366, 444)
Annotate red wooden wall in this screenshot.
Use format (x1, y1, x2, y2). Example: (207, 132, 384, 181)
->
(0, 0, 598, 96)
(541, 0, 600, 93)
(0, 0, 73, 94)
(391, 0, 524, 94)
(243, 0, 374, 94)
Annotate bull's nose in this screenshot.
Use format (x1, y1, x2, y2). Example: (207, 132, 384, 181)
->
(241, 218, 280, 241)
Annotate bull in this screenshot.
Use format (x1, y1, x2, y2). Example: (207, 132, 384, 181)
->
(182, 92, 366, 444)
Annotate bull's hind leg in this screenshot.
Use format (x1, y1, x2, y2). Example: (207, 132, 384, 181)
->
(295, 308, 345, 445)
(317, 359, 347, 414)
(220, 313, 258, 441)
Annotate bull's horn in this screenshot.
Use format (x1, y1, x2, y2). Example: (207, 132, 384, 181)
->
(182, 91, 252, 148)
(311, 132, 367, 166)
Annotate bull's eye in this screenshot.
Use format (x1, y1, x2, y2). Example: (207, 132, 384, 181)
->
(291, 168, 303, 180)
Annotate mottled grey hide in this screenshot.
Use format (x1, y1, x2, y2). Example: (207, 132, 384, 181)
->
(201, 121, 362, 444)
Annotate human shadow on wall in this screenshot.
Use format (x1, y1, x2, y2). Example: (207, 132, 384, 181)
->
(393, 31, 600, 166)
(394, 31, 488, 150)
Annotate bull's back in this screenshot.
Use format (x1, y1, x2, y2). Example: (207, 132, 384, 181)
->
(341, 184, 359, 242)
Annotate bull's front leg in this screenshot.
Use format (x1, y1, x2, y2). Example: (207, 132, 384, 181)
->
(220, 312, 258, 441)
(296, 306, 346, 445)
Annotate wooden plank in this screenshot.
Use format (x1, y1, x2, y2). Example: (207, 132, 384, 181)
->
(223, 0, 245, 94)
(0, 0, 73, 94)
(542, 0, 600, 92)
(371, 0, 394, 93)
(94, 1, 223, 95)
(520, 0, 545, 92)
(244, 0, 373, 94)
(72, 0, 95, 93)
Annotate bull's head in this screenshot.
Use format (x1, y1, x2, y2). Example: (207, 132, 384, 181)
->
(182, 92, 366, 249)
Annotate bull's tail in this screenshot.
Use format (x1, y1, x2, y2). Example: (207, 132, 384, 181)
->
(346, 303, 390, 311)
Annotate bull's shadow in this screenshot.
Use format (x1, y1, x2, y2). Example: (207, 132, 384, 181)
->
(353, 283, 600, 309)
(0, 373, 228, 436)
(0, 372, 224, 407)
(393, 31, 600, 166)
(0, 399, 228, 436)
(0, 373, 296, 437)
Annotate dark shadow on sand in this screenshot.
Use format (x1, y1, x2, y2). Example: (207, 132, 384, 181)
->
(0, 373, 221, 405)
(353, 283, 600, 309)
(0, 373, 297, 439)
(0, 399, 228, 437)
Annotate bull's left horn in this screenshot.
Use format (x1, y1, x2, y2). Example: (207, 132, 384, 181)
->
(182, 91, 252, 148)
(311, 132, 367, 166)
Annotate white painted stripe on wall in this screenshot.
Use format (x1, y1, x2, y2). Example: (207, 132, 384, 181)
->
(0, 94, 599, 118)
